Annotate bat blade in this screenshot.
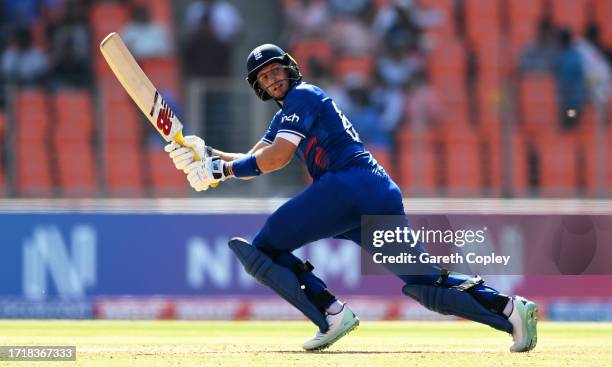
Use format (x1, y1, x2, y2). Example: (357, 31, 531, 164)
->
(99, 32, 218, 187)
(99, 32, 186, 145)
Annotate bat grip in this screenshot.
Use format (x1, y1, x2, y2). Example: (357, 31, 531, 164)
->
(173, 131, 219, 188)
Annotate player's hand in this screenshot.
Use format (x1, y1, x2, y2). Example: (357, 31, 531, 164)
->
(164, 135, 207, 172)
(184, 156, 228, 192)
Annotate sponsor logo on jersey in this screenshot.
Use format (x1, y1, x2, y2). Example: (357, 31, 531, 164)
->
(281, 113, 300, 124)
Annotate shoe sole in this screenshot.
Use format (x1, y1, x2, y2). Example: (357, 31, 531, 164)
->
(304, 316, 360, 352)
(513, 301, 538, 352)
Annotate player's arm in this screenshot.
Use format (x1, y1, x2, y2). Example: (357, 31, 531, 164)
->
(252, 137, 296, 173)
(210, 139, 270, 161)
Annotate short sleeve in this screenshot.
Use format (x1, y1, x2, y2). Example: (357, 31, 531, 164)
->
(261, 111, 281, 144)
(276, 89, 319, 140)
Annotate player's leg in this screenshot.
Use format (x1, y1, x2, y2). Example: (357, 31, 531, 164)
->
(230, 171, 363, 349)
(334, 168, 537, 351)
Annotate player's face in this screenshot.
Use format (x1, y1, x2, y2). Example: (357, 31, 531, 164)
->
(257, 63, 290, 99)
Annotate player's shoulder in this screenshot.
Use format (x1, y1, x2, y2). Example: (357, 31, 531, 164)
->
(285, 81, 329, 105)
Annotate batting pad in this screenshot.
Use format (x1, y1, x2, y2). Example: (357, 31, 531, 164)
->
(228, 237, 330, 332)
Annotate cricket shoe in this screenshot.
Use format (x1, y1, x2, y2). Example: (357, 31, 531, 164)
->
(302, 304, 359, 351)
(508, 296, 538, 352)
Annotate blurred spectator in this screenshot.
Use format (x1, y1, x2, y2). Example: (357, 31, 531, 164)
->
(372, 0, 420, 40)
(284, 0, 330, 43)
(182, 14, 230, 78)
(1, 28, 48, 85)
(554, 28, 586, 130)
(332, 74, 399, 149)
(1, 0, 41, 27)
(575, 25, 611, 107)
(121, 5, 172, 59)
(376, 30, 424, 88)
(405, 71, 441, 131)
(328, 12, 376, 55)
(519, 18, 559, 74)
(329, 0, 372, 17)
(184, 0, 242, 44)
(47, 0, 91, 88)
(583, 23, 612, 67)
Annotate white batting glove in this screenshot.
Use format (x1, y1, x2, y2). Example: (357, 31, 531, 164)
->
(185, 156, 228, 192)
(164, 135, 208, 172)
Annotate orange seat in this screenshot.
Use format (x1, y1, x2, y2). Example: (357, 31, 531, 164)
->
(55, 142, 98, 197)
(15, 89, 49, 142)
(440, 127, 482, 196)
(594, 0, 612, 48)
(464, 0, 501, 47)
(529, 133, 580, 196)
(290, 38, 334, 78)
(103, 143, 144, 197)
(141, 57, 181, 98)
(552, 0, 588, 35)
(334, 56, 374, 80)
(518, 76, 558, 135)
(91, 2, 129, 76)
(100, 96, 142, 141)
(397, 129, 439, 196)
(16, 145, 53, 197)
(148, 149, 189, 197)
(428, 39, 466, 77)
(52, 90, 94, 141)
(477, 78, 503, 135)
(508, 0, 542, 60)
(484, 132, 529, 197)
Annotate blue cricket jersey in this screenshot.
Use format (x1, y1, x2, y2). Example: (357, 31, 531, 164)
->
(261, 81, 376, 180)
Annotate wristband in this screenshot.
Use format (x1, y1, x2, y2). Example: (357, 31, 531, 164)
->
(229, 154, 262, 178)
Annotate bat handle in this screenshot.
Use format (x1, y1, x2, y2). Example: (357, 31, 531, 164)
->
(173, 131, 219, 189)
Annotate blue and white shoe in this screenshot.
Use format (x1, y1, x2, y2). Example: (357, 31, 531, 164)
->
(508, 296, 538, 352)
(302, 304, 359, 351)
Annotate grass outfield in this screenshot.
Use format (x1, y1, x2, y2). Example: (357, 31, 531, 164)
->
(1, 321, 611, 366)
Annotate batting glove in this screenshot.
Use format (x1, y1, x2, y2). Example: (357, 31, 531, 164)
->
(164, 135, 211, 172)
(184, 156, 228, 192)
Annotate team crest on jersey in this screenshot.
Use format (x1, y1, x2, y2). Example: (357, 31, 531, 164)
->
(281, 113, 300, 124)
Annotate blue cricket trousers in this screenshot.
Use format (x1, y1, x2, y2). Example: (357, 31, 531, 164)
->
(252, 164, 501, 308)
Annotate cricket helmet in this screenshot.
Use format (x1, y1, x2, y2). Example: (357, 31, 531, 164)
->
(246, 44, 302, 101)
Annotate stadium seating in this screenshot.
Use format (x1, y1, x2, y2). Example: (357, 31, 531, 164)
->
(439, 126, 482, 196)
(103, 143, 144, 197)
(141, 57, 181, 98)
(518, 75, 558, 135)
(0, 111, 6, 196)
(91, 2, 129, 78)
(334, 56, 374, 80)
(528, 133, 580, 196)
(551, 0, 588, 35)
(397, 129, 439, 196)
(51, 90, 98, 197)
(594, 0, 612, 48)
(15, 89, 53, 197)
(507, 0, 542, 61)
(148, 149, 189, 197)
(290, 39, 334, 78)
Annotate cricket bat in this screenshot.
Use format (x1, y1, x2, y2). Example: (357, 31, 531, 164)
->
(99, 32, 218, 187)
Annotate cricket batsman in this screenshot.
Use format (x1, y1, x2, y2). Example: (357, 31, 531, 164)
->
(165, 44, 538, 352)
